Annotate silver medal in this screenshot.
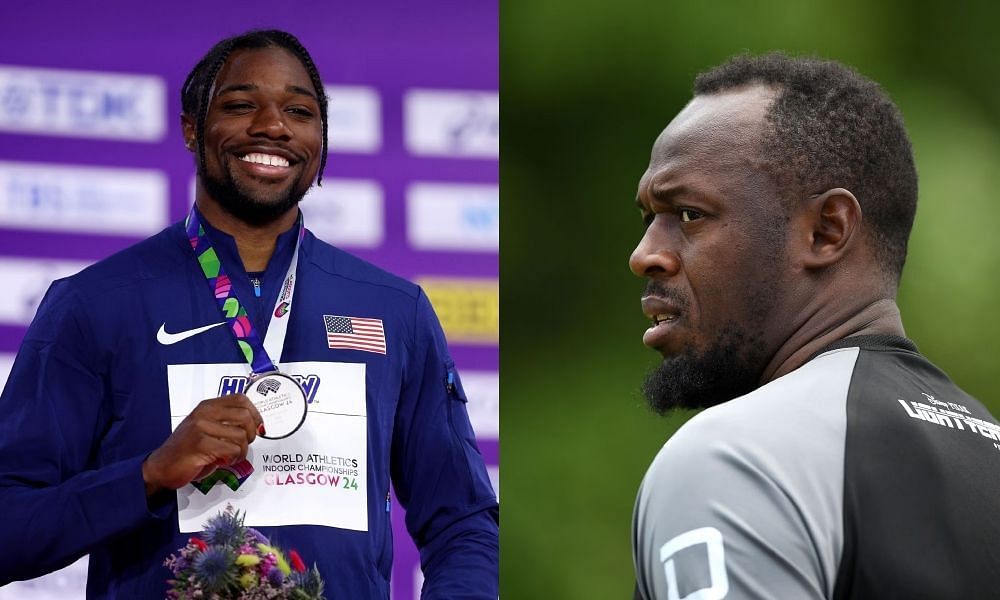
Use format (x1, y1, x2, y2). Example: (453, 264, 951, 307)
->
(245, 372, 308, 439)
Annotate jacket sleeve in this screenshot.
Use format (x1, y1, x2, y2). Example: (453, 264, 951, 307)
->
(0, 280, 169, 584)
(390, 289, 499, 599)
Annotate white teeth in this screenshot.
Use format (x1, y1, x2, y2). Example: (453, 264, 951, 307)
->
(239, 153, 290, 167)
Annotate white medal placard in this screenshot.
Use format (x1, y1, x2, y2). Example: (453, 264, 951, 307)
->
(167, 361, 368, 533)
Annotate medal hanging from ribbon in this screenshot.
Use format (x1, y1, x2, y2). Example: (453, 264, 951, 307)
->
(185, 206, 310, 493)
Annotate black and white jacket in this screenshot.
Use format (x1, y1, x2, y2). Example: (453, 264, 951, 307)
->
(633, 336, 1000, 599)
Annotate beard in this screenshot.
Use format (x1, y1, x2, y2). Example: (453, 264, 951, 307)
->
(642, 321, 770, 414)
(641, 275, 778, 414)
(200, 156, 309, 227)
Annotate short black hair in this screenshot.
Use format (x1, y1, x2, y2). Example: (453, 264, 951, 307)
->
(181, 29, 329, 185)
(695, 52, 917, 280)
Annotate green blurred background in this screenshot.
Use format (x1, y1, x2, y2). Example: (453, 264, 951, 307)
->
(501, 0, 1000, 597)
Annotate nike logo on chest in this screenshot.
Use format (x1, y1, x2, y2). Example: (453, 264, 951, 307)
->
(156, 322, 226, 345)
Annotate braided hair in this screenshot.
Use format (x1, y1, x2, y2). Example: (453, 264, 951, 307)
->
(181, 30, 329, 185)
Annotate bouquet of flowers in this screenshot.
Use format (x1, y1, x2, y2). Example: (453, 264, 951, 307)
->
(164, 508, 325, 600)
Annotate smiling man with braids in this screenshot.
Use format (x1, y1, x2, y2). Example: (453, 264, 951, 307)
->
(0, 30, 498, 599)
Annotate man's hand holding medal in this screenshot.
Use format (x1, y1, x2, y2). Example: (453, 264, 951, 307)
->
(142, 207, 310, 497)
(142, 394, 263, 495)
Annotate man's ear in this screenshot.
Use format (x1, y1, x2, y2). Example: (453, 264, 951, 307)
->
(181, 114, 196, 153)
(798, 187, 862, 269)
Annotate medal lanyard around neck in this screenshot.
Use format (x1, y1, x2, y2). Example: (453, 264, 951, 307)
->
(185, 206, 304, 375)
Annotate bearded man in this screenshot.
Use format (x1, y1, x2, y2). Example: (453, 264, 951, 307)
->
(631, 53, 1000, 599)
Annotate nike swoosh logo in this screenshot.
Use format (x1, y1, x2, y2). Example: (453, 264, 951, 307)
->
(156, 322, 226, 345)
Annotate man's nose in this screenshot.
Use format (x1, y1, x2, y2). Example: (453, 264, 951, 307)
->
(248, 105, 291, 139)
(629, 227, 681, 278)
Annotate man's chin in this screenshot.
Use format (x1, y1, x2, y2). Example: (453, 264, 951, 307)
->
(202, 172, 307, 227)
(643, 356, 721, 414)
(642, 330, 765, 415)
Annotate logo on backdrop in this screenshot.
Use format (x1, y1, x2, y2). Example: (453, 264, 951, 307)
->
(0, 257, 91, 327)
(324, 85, 382, 153)
(415, 277, 499, 344)
(406, 182, 498, 252)
(456, 370, 500, 440)
(0, 64, 166, 141)
(403, 89, 499, 158)
(299, 179, 384, 249)
(0, 161, 168, 236)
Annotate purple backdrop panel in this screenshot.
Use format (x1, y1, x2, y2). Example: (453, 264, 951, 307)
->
(0, 2, 497, 599)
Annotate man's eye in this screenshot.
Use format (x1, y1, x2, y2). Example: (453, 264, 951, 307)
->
(287, 107, 315, 117)
(679, 209, 703, 223)
(223, 103, 253, 112)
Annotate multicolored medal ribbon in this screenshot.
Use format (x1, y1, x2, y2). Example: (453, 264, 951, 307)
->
(185, 206, 310, 493)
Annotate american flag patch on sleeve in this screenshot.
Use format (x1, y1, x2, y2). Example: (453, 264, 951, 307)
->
(324, 315, 387, 354)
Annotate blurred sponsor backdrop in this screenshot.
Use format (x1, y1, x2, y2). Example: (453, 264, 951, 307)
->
(503, 1, 1000, 598)
(0, 2, 497, 599)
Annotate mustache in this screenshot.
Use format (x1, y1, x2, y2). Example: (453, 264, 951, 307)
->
(642, 280, 690, 311)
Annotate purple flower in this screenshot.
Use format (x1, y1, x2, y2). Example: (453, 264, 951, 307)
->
(203, 511, 245, 548)
(266, 566, 285, 587)
(192, 547, 236, 593)
(246, 527, 269, 545)
(163, 553, 191, 577)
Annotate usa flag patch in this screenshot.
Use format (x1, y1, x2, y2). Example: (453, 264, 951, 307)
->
(324, 315, 386, 354)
